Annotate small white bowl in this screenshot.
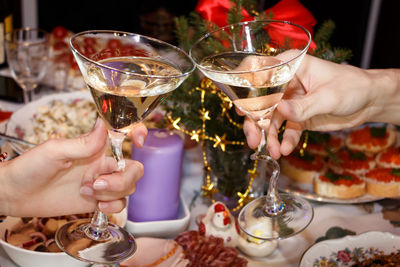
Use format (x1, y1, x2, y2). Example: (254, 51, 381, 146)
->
(0, 210, 127, 267)
(125, 194, 190, 238)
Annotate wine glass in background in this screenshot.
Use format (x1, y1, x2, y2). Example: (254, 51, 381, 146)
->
(5, 28, 49, 104)
(190, 20, 313, 240)
(55, 30, 194, 265)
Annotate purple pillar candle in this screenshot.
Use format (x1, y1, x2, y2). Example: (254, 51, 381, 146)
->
(128, 128, 184, 222)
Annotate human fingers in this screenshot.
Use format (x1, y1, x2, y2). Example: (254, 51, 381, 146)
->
(243, 117, 262, 149)
(42, 118, 107, 167)
(128, 123, 147, 148)
(92, 159, 144, 201)
(279, 121, 303, 156)
(235, 106, 245, 116)
(266, 111, 286, 160)
(98, 198, 126, 213)
(277, 89, 337, 123)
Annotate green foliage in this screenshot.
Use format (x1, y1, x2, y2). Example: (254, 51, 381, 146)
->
(311, 19, 353, 63)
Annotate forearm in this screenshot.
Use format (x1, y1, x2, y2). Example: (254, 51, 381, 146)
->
(0, 161, 12, 216)
(366, 68, 400, 125)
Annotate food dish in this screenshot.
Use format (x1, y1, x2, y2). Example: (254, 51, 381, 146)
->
(277, 174, 383, 204)
(278, 124, 399, 204)
(0, 209, 127, 267)
(313, 171, 366, 199)
(5, 91, 93, 154)
(299, 231, 400, 267)
(125, 194, 190, 238)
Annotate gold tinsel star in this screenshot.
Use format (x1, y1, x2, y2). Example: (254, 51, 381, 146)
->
(237, 191, 250, 204)
(190, 130, 201, 142)
(202, 182, 217, 199)
(213, 133, 227, 151)
(199, 109, 211, 121)
(172, 117, 181, 130)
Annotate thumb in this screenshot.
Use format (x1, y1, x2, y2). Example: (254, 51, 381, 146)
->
(278, 90, 335, 123)
(49, 118, 108, 161)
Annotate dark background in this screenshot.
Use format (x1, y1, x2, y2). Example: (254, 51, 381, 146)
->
(10, 0, 400, 69)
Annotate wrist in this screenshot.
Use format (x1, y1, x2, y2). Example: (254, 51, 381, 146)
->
(367, 69, 400, 124)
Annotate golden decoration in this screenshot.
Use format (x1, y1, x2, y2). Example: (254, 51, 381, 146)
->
(172, 117, 181, 130)
(213, 133, 227, 151)
(300, 131, 309, 157)
(166, 77, 259, 212)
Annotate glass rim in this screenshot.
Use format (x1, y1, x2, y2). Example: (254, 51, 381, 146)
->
(189, 19, 312, 75)
(5, 27, 49, 47)
(70, 30, 196, 79)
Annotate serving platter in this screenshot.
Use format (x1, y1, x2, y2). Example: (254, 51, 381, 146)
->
(277, 174, 383, 204)
(4, 91, 93, 154)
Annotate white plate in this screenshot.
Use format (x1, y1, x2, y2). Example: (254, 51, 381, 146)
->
(299, 231, 400, 266)
(278, 174, 383, 204)
(4, 91, 92, 154)
(125, 194, 190, 239)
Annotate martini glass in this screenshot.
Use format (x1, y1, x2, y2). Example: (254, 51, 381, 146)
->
(190, 20, 313, 240)
(55, 30, 194, 264)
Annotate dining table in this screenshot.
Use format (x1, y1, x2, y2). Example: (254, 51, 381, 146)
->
(1, 80, 400, 267)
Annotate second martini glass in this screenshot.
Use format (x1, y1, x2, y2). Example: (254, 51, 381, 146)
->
(55, 30, 194, 264)
(190, 20, 313, 240)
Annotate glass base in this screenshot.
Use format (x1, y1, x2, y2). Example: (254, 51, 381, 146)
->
(238, 193, 313, 240)
(55, 219, 136, 264)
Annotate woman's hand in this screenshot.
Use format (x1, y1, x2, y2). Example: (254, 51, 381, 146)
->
(0, 119, 147, 217)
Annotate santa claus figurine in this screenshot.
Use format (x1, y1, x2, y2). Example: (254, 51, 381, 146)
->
(199, 202, 240, 247)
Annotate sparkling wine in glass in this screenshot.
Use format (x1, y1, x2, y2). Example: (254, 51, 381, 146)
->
(55, 30, 194, 265)
(190, 20, 313, 240)
(5, 28, 49, 104)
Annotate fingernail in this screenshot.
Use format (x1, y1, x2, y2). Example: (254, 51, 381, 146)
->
(80, 186, 94, 196)
(98, 202, 108, 210)
(137, 134, 145, 148)
(93, 179, 108, 190)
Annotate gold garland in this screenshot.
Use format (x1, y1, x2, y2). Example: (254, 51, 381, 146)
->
(167, 77, 309, 211)
(167, 77, 257, 211)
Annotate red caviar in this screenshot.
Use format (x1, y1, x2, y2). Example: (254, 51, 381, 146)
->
(366, 168, 400, 183)
(307, 135, 343, 152)
(286, 154, 325, 171)
(320, 172, 363, 186)
(378, 147, 400, 165)
(335, 150, 374, 170)
(349, 127, 389, 149)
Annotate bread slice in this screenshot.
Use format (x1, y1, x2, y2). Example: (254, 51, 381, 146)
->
(313, 171, 365, 199)
(327, 149, 376, 177)
(376, 147, 400, 168)
(280, 153, 326, 184)
(345, 125, 396, 155)
(364, 168, 400, 197)
(305, 131, 344, 157)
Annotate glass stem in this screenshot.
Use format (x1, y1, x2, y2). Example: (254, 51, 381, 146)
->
(85, 129, 126, 241)
(29, 89, 35, 102)
(108, 130, 126, 171)
(22, 90, 29, 104)
(252, 128, 285, 216)
(86, 209, 111, 241)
